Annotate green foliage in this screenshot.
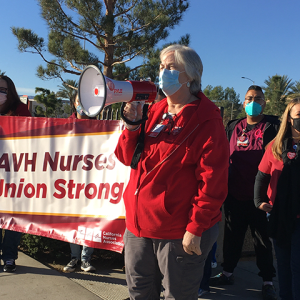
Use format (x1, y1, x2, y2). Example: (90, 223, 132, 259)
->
(57, 79, 78, 99)
(236, 109, 247, 119)
(263, 75, 294, 116)
(291, 80, 300, 98)
(113, 63, 132, 80)
(12, 0, 189, 83)
(203, 85, 224, 101)
(34, 105, 46, 117)
(20, 234, 70, 259)
(34, 87, 63, 117)
(0, 69, 6, 76)
(63, 102, 72, 116)
(57, 79, 78, 115)
(11, 27, 44, 53)
(203, 85, 241, 125)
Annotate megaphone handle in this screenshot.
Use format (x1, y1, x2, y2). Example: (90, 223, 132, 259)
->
(121, 102, 148, 126)
(130, 103, 149, 169)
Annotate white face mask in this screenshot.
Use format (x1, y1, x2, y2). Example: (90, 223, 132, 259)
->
(0, 92, 7, 105)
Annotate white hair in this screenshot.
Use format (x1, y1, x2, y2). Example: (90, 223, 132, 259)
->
(160, 44, 203, 95)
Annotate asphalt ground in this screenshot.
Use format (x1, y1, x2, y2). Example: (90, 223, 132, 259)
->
(0, 251, 279, 300)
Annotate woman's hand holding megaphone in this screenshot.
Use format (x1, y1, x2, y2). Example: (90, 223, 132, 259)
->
(123, 102, 143, 131)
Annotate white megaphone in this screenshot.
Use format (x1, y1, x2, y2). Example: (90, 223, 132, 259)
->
(78, 65, 157, 122)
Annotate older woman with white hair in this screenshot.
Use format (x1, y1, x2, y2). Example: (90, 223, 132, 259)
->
(115, 44, 229, 300)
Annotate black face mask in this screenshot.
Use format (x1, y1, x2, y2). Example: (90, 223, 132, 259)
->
(291, 117, 300, 132)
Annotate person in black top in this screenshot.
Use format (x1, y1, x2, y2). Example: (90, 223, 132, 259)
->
(210, 85, 279, 300)
(254, 98, 300, 299)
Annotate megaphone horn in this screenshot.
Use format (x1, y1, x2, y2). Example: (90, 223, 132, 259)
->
(78, 65, 157, 119)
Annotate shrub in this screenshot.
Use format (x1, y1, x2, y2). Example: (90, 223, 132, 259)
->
(20, 234, 70, 259)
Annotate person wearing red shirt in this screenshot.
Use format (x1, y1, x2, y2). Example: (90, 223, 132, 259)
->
(0, 75, 31, 272)
(254, 98, 300, 300)
(0, 75, 31, 117)
(115, 44, 229, 300)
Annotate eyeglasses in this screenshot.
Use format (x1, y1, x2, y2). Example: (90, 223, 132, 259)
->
(0, 87, 8, 94)
(244, 96, 264, 102)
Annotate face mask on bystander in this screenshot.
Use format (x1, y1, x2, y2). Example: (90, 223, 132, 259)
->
(245, 101, 262, 117)
(291, 117, 300, 132)
(76, 104, 87, 116)
(0, 92, 7, 105)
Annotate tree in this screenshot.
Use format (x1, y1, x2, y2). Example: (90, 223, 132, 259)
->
(0, 69, 6, 76)
(12, 0, 189, 84)
(56, 79, 78, 114)
(57, 79, 78, 100)
(203, 85, 241, 125)
(62, 102, 72, 116)
(291, 80, 300, 99)
(263, 75, 294, 116)
(203, 85, 224, 102)
(34, 87, 63, 117)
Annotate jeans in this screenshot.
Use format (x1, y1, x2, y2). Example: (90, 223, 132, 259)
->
(211, 242, 217, 263)
(273, 218, 300, 300)
(69, 243, 94, 262)
(0, 229, 22, 261)
(199, 248, 213, 291)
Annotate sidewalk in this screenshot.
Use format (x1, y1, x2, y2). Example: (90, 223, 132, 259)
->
(0, 252, 279, 300)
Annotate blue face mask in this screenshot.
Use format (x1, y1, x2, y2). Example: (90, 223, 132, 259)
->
(159, 69, 186, 96)
(76, 104, 87, 116)
(245, 101, 262, 117)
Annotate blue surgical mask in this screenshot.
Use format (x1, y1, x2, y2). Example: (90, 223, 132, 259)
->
(76, 104, 87, 116)
(159, 69, 186, 96)
(245, 101, 262, 117)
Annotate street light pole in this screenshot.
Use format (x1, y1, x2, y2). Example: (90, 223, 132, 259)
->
(241, 77, 255, 84)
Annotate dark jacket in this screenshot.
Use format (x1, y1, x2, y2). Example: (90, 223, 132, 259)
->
(226, 115, 280, 150)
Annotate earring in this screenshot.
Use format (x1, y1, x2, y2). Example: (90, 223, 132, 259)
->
(187, 82, 190, 88)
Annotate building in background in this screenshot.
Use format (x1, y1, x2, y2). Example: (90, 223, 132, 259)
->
(20, 95, 70, 118)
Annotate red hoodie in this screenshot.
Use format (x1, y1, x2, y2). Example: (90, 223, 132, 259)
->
(115, 92, 229, 239)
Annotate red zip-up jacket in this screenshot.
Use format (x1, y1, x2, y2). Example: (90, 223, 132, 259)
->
(115, 92, 229, 239)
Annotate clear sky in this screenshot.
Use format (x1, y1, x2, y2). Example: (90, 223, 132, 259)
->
(2, 0, 300, 101)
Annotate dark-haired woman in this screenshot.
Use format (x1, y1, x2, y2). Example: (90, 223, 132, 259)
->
(254, 98, 300, 299)
(0, 75, 31, 116)
(0, 75, 31, 272)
